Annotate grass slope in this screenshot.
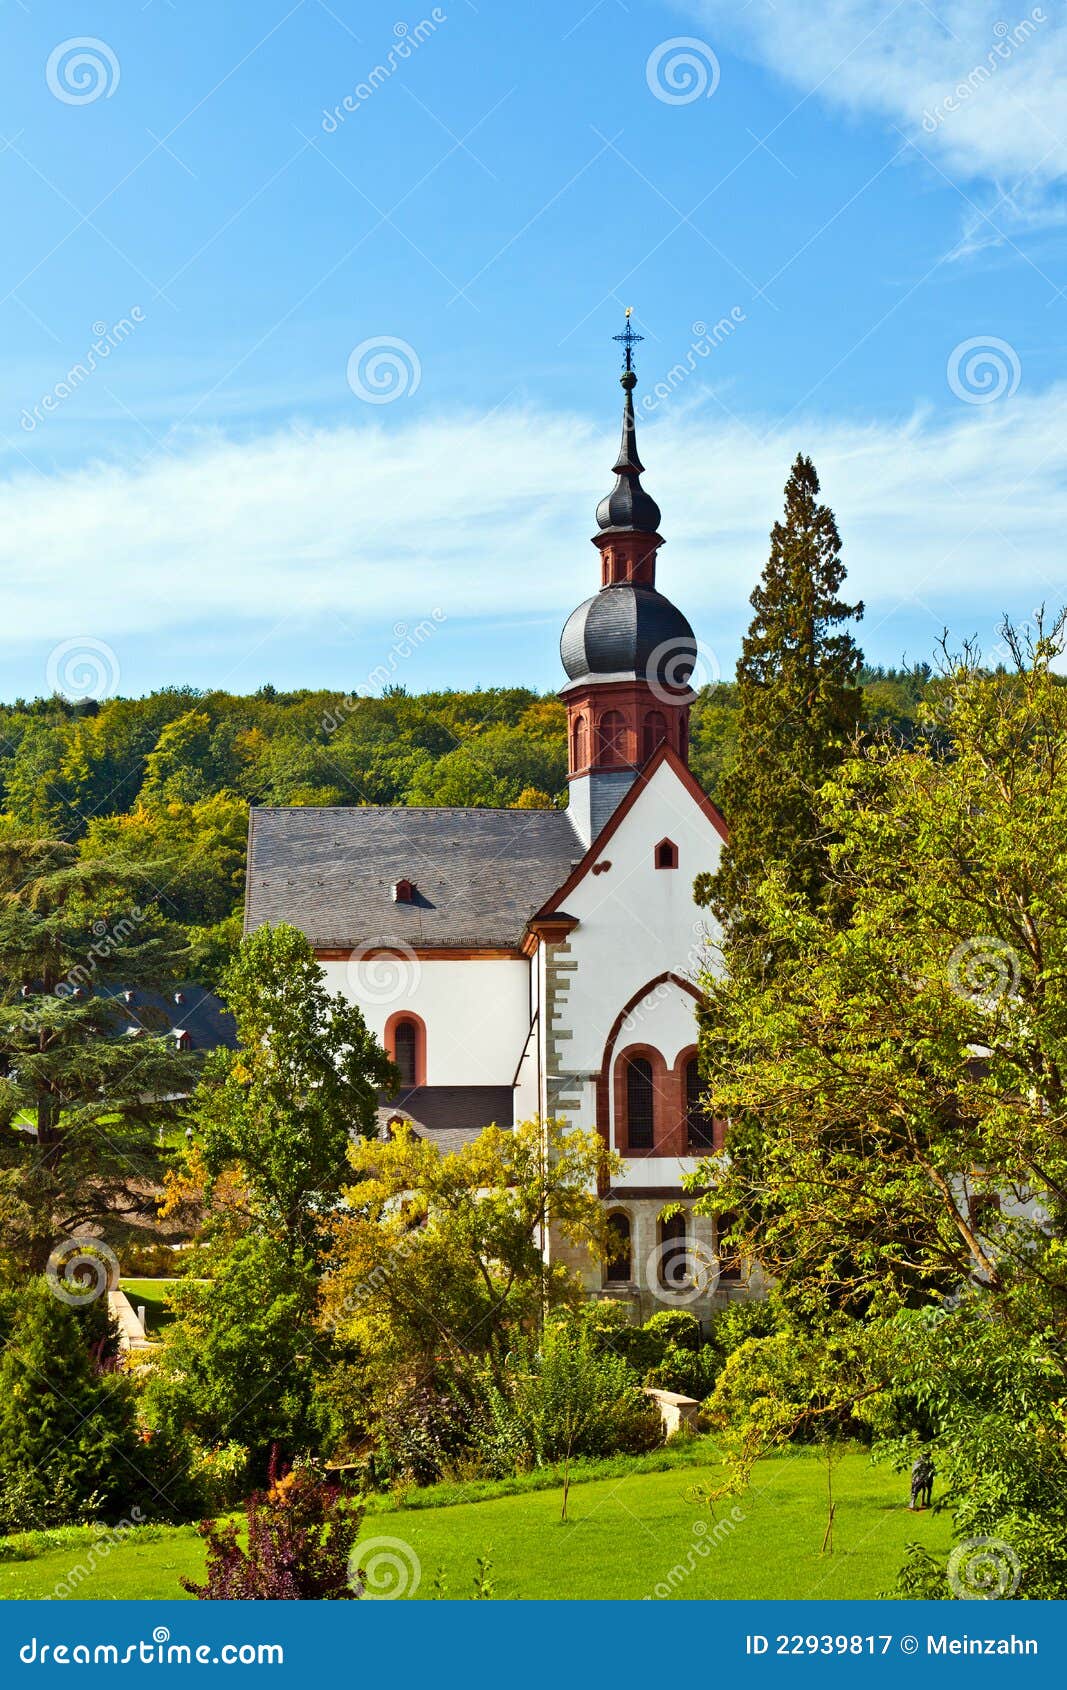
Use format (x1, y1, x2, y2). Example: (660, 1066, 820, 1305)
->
(0, 1447, 951, 1602)
(119, 1279, 180, 1334)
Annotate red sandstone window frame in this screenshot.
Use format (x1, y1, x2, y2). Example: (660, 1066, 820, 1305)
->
(384, 1010, 426, 1089)
(614, 1044, 669, 1152)
(571, 712, 589, 771)
(654, 837, 679, 870)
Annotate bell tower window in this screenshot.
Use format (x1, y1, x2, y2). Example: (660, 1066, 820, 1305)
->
(571, 712, 588, 771)
(642, 710, 668, 762)
(598, 710, 627, 767)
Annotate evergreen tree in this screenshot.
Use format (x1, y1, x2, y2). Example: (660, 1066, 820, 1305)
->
(697, 454, 863, 928)
(0, 1282, 143, 1526)
(0, 840, 196, 1271)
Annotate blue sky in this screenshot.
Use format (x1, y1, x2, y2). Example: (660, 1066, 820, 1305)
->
(1, 0, 1065, 701)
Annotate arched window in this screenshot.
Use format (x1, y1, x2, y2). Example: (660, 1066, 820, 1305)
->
(605, 1212, 632, 1283)
(393, 1020, 418, 1088)
(655, 838, 679, 870)
(571, 712, 588, 770)
(642, 710, 668, 762)
(658, 1211, 688, 1290)
(625, 1056, 655, 1149)
(598, 710, 627, 767)
(686, 1056, 715, 1149)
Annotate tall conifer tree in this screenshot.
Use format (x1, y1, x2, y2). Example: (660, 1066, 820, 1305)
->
(697, 453, 863, 931)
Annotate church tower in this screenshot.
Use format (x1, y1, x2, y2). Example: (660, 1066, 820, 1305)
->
(560, 313, 697, 845)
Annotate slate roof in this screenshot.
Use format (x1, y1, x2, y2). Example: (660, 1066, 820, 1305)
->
(377, 1085, 514, 1153)
(245, 806, 584, 949)
(96, 983, 238, 1051)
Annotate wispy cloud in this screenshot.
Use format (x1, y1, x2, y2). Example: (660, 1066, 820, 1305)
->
(2, 392, 1066, 685)
(691, 1, 1067, 244)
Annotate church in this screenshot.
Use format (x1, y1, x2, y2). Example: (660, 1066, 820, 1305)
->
(243, 319, 745, 1320)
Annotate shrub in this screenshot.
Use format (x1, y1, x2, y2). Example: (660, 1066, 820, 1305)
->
(145, 1236, 329, 1479)
(0, 1283, 147, 1527)
(187, 1442, 251, 1514)
(372, 1384, 482, 1488)
(120, 1241, 196, 1278)
(182, 1463, 363, 1600)
(0, 1469, 101, 1538)
(645, 1343, 720, 1400)
(476, 1318, 662, 1471)
(707, 1297, 783, 1364)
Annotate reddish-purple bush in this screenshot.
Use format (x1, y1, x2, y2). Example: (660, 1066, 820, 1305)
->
(182, 1462, 363, 1600)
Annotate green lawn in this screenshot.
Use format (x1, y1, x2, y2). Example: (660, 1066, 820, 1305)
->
(0, 1446, 952, 1601)
(119, 1279, 181, 1333)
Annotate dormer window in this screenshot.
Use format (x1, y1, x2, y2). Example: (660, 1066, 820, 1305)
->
(173, 1029, 192, 1052)
(393, 879, 417, 904)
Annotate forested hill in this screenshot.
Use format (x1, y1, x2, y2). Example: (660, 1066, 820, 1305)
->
(0, 670, 935, 980)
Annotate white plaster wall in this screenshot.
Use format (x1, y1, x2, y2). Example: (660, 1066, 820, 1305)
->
(320, 955, 531, 1088)
(558, 760, 725, 1077)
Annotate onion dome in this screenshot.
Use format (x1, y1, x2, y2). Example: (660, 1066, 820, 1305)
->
(561, 584, 696, 688)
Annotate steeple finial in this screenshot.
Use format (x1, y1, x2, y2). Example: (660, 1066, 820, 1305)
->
(596, 310, 661, 533)
(612, 306, 644, 375)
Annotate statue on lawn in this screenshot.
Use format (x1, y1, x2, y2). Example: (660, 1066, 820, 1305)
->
(908, 1453, 935, 1510)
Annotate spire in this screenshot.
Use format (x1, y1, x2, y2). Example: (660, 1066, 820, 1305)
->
(596, 309, 661, 534)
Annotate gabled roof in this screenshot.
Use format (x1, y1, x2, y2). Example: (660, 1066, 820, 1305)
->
(531, 742, 728, 921)
(377, 1084, 514, 1153)
(245, 806, 584, 950)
